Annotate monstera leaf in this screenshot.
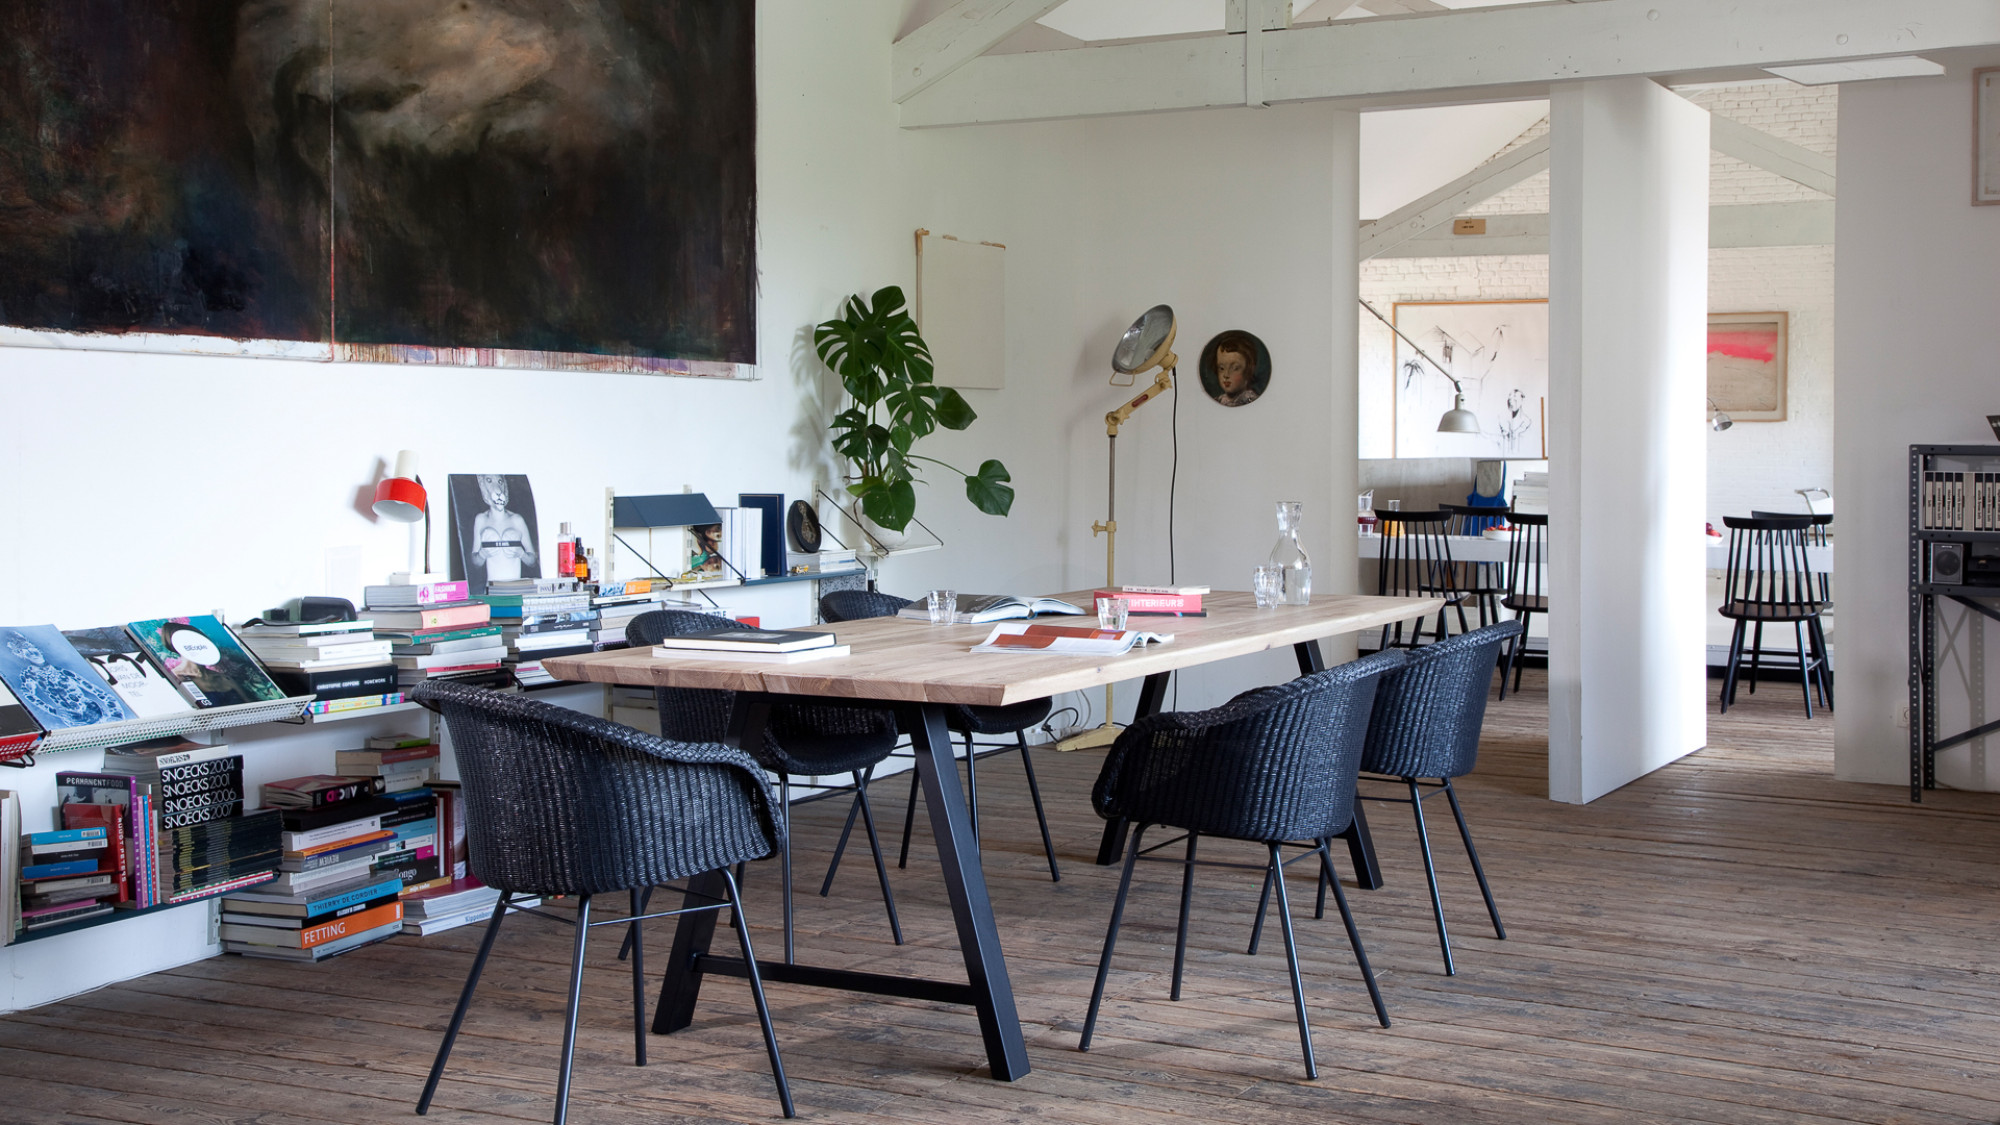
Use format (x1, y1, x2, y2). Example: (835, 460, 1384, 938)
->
(816, 286, 1013, 534)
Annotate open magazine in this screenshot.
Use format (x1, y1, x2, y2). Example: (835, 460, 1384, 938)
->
(970, 622, 1173, 656)
(898, 594, 1085, 625)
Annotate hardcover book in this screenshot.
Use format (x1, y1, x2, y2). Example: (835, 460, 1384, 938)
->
(62, 626, 197, 718)
(0, 625, 134, 729)
(650, 627, 837, 653)
(894, 594, 1087, 625)
(126, 616, 287, 708)
(261, 775, 387, 808)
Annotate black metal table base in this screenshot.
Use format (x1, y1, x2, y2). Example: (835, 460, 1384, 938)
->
(1090, 642, 1385, 889)
(652, 694, 1031, 1081)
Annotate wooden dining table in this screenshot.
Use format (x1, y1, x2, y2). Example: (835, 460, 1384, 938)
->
(542, 589, 1442, 1081)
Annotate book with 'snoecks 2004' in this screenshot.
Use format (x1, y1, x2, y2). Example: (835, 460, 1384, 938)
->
(895, 595, 1087, 625)
(650, 628, 837, 653)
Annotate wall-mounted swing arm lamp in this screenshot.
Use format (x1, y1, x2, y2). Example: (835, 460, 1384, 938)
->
(1360, 299, 1479, 433)
(1708, 398, 1734, 431)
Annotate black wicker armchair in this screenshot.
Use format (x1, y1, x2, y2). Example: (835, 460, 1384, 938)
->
(626, 609, 903, 963)
(1358, 620, 1518, 976)
(409, 679, 793, 1123)
(819, 589, 1060, 882)
(1078, 650, 1407, 1078)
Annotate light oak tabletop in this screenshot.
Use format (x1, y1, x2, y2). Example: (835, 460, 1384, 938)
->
(542, 590, 1444, 708)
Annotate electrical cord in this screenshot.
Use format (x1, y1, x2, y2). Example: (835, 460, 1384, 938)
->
(1168, 369, 1180, 711)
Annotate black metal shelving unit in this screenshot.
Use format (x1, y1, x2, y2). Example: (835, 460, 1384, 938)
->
(1908, 444, 2000, 801)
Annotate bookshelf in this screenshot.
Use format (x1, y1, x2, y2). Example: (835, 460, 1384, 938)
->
(32, 695, 314, 758)
(1907, 444, 2000, 800)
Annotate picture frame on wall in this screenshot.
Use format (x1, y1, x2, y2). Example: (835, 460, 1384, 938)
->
(1391, 300, 1548, 459)
(1707, 311, 1789, 423)
(1976, 67, 2000, 205)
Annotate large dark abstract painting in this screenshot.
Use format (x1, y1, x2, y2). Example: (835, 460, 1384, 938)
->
(0, 1, 757, 372)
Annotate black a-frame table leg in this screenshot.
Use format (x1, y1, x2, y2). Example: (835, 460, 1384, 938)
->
(652, 693, 1031, 1082)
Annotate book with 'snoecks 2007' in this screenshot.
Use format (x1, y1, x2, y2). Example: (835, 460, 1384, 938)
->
(895, 595, 1087, 625)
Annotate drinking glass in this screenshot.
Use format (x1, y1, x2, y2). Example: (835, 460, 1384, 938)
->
(927, 589, 957, 624)
(1096, 597, 1130, 632)
(1253, 564, 1285, 608)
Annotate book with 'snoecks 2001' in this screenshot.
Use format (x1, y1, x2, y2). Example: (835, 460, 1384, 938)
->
(650, 628, 837, 653)
(895, 595, 1086, 625)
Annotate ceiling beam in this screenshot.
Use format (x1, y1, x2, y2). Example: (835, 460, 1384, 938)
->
(893, 0, 1069, 104)
(1371, 201, 1836, 257)
(1711, 115, 1836, 197)
(1359, 132, 1549, 259)
(901, 0, 2000, 127)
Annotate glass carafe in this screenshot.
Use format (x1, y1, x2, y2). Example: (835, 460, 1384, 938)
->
(1265, 501, 1312, 605)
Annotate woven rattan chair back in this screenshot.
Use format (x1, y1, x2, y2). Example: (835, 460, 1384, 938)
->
(819, 590, 911, 622)
(410, 679, 780, 897)
(1361, 620, 1521, 781)
(1092, 648, 1408, 844)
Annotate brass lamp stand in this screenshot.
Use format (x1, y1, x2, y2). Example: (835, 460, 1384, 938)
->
(1059, 305, 1178, 752)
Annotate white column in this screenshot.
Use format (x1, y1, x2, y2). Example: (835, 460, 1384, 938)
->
(1546, 78, 1710, 804)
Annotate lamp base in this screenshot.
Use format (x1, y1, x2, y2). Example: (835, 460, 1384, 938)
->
(1055, 723, 1122, 752)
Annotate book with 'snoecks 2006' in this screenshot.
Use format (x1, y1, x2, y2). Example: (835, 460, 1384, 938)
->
(650, 628, 837, 653)
(895, 595, 1086, 625)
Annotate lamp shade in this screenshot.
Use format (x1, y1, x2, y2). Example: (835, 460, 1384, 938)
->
(1436, 394, 1481, 434)
(373, 450, 427, 522)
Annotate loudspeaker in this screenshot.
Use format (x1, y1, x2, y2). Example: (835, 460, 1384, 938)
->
(1932, 542, 1965, 584)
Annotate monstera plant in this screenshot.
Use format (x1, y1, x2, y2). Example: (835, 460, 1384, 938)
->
(814, 286, 1014, 534)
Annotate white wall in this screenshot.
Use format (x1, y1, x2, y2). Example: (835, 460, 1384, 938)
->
(1547, 77, 1710, 804)
(0, 1, 1366, 1007)
(1835, 51, 2000, 791)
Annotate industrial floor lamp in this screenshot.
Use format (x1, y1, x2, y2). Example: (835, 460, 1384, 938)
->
(1059, 305, 1178, 752)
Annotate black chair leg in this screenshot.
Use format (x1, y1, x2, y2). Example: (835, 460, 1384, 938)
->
(820, 791, 865, 894)
(1246, 863, 1274, 956)
(1793, 621, 1814, 718)
(1748, 621, 1765, 695)
(1442, 778, 1505, 940)
(1720, 620, 1747, 712)
(417, 895, 510, 1115)
(552, 892, 593, 1125)
(897, 766, 920, 870)
(1314, 838, 1330, 920)
(1811, 616, 1835, 708)
(1080, 824, 1147, 1052)
(1017, 732, 1061, 882)
(618, 886, 651, 961)
(780, 777, 795, 964)
(1171, 832, 1198, 1001)
(1407, 778, 1455, 976)
(1318, 843, 1390, 1028)
(853, 769, 904, 945)
(722, 867, 796, 1118)
(628, 888, 647, 1067)
(1267, 845, 1317, 1079)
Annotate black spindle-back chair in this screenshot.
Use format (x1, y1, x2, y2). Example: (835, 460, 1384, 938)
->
(1718, 515, 1832, 716)
(1374, 510, 1466, 649)
(1497, 512, 1548, 699)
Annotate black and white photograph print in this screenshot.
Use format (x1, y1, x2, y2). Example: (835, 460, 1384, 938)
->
(0, 625, 133, 730)
(448, 473, 542, 595)
(1198, 330, 1272, 408)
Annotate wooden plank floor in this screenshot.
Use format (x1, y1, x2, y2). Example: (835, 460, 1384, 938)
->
(8, 672, 2000, 1125)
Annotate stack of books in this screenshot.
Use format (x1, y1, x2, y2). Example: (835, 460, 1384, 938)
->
(267, 796, 401, 898)
(219, 871, 405, 961)
(363, 585, 503, 688)
(336, 736, 440, 792)
(18, 826, 118, 931)
(651, 627, 849, 664)
(56, 770, 157, 909)
(1093, 585, 1208, 617)
(483, 580, 596, 686)
(400, 877, 537, 937)
(373, 786, 447, 892)
(102, 739, 281, 902)
(590, 590, 657, 648)
(238, 618, 395, 706)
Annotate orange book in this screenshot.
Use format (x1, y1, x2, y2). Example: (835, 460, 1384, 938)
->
(297, 900, 404, 948)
